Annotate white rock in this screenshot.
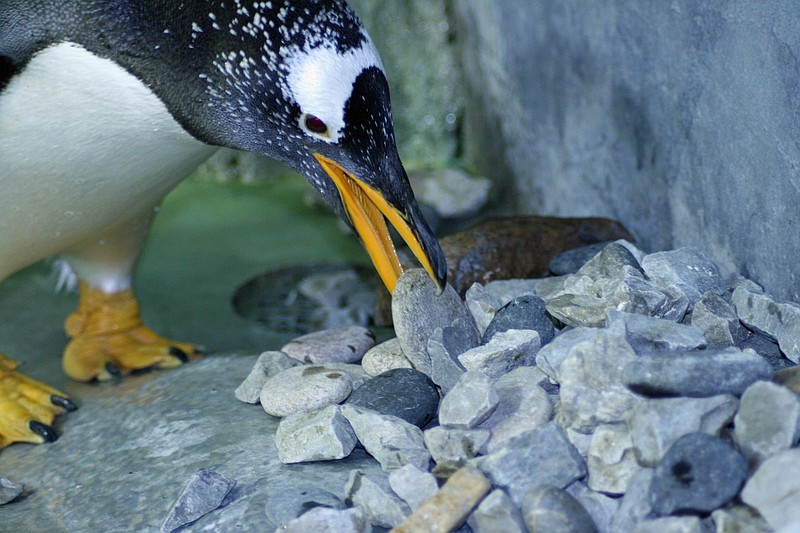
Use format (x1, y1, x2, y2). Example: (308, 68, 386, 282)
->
(734, 380, 800, 464)
(438, 371, 499, 429)
(732, 282, 800, 363)
(361, 338, 412, 377)
(458, 329, 541, 380)
(468, 489, 527, 533)
(260, 365, 353, 418)
(281, 326, 376, 364)
(634, 516, 706, 533)
(423, 426, 490, 465)
(587, 424, 642, 495)
(388, 464, 438, 511)
(234, 351, 300, 404)
(344, 470, 410, 529)
(277, 506, 370, 533)
(411, 167, 491, 219)
(741, 450, 800, 531)
(274, 405, 357, 463)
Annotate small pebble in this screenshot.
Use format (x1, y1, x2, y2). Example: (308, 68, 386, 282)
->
(0, 477, 23, 505)
(634, 516, 706, 533)
(458, 329, 541, 380)
(344, 470, 410, 529)
(587, 424, 642, 495)
(161, 469, 236, 533)
(468, 489, 527, 533)
(605, 310, 706, 354)
(277, 506, 369, 533)
(423, 426, 490, 466)
(610, 469, 654, 533)
(427, 327, 468, 395)
(360, 337, 412, 377)
(648, 432, 747, 515)
(641, 247, 723, 307)
(281, 326, 375, 364)
(565, 482, 620, 533)
(482, 294, 555, 345)
(234, 351, 300, 404)
(521, 485, 598, 533)
(690, 291, 745, 348)
(741, 448, 800, 531)
(710, 505, 772, 533)
(733, 380, 800, 463)
(275, 405, 357, 463)
(260, 365, 353, 418)
(345, 368, 439, 428)
(388, 464, 439, 511)
(549, 242, 610, 276)
(438, 371, 499, 429)
(732, 282, 800, 363)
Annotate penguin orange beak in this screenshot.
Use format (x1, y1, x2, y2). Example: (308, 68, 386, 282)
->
(314, 153, 446, 294)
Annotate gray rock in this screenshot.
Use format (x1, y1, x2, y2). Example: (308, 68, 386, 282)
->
(344, 470, 410, 529)
(521, 485, 598, 533)
(439, 371, 499, 429)
(710, 505, 772, 533)
(648, 432, 747, 515)
(606, 310, 706, 354)
(465, 282, 505, 335)
(411, 167, 491, 219)
(361, 337, 413, 377)
(733, 380, 800, 463)
(297, 269, 376, 331)
(579, 242, 644, 278)
(641, 248, 724, 307)
(160, 469, 236, 533)
(483, 294, 556, 346)
(477, 366, 554, 453)
(265, 485, 344, 528)
(732, 282, 800, 363)
(536, 327, 601, 382)
(741, 448, 800, 531)
(458, 329, 541, 380)
(326, 363, 371, 390)
(345, 368, 439, 428)
(341, 405, 431, 472)
(481, 279, 542, 306)
(610, 469, 655, 533)
(468, 489, 527, 533)
(392, 269, 478, 375)
(275, 405, 357, 463)
(634, 516, 706, 533)
(0, 477, 23, 505)
(423, 426, 490, 466)
(587, 424, 642, 495)
(474, 422, 587, 505)
(549, 242, 612, 276)
(234, 351, 300, 404)
(427, 327, 467, 395)
(565, 482, 620, 533)
(278, 506, 370, 533)
(281, 326, 376, 365)
(558, 331, 642, 433)
(622, 348, 772, 398)
(739, 330, 794, 372)
(388, 464, 438, 511)
(690, 292, 746, 349)
(260, 364, 353, 418)
(628, 395, 739, 467)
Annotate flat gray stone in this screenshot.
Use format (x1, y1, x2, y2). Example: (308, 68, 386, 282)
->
(622, 348, 773, 398)
(260, 364, 353, 418)
(610, 469, 654, 533)
(360, 337, 413, 377)
(476, 366, 554, 454)
(565, 482, 620, 533)
(741, 449, 800, 531)
(468, 489, 527, 533)
(344, 470, 410, 529)
(161, 469, 236, 533)
(690, 291, 746, 349)
(345, 368, 439, 428)
(521, 485, 598, 533)
(281, 326, 376, 365)
(0, 477, 23, 505)
(275, 405, 357, 464)
(605, 310, 706, 354)
(265, 485, 344, 528)
(438, 370, 499, 429)
(427, 327, 467, 395)
(234, 351, 300, 404)
(732, 282, 800, 363)
(587, 424, 642, 495)
(641, 247, 724, 307)
(536, 327, 600, 382)
(388, 464, 438, 511)
(423, 426, 490, 466)
(628, 395, 739, 467)
(340, 405, 431, 472)
(458, 329, 541, 380)
(392, 269, 478, 375)
(474, 422, 587, 505)
(482, 294, 555, 346)
(733, 380, 800, 463)
(278, 506, 369, 533)
(549, 242, 611, 276)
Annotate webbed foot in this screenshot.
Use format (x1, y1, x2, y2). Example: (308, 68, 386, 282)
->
(0, 353, 76, 447)
(63, 282, 203, 382)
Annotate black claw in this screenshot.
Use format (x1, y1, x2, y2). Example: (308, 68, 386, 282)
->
(29, 421, 58, 443)
(168, 346, 190, 363)
(105, 362, 122, 377)
(51, 395, 78, 412)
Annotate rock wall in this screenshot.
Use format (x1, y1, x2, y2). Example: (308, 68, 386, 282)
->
(451, 1, 800, 302)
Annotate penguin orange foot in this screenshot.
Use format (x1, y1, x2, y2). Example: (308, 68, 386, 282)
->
(63, 283, 202, 382)
(0, 354, 77, 447)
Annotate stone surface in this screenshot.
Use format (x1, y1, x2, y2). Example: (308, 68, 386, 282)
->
(733, 380, 800, 463)
(392, 268, 478, 375)
(587, 424, 642, 495)
(648, 432, 747, 515)
(260, 364, 353, 418)
(340, 405, 431, 472)
(345, 368, 439, 428)
(274, 405, 358, 464)
(278, 506, 369, 533)
(740, 449, 800, 531)
(344, 470, 410, 529)
(641, 248, 723, 307)
(296, 269, 377, 331)
(423, 426, 490, 466)
(468, 489, 527, 533)
(773, 365, 800, 395)
(739, 329, 793, 372)
(411, 167, 491, 218)
(438, 371, 499, 429)
(388, 464, 438, 511)
(161, 469, 237, 533)
(622, 348, 773, 398)
(458, 329, 541, 380)
(565, 482, 619, 533)
(427, 327, 468, 395)
(482, 294, 555, 345)
(549, 242, 610, 276)
(690, 292, 746, 349)
(280, 326, 376, 365)
(265, 485, 344, 528)
(0, 477, 23, 505)
(465, 282, 505, 336)
(610, 469, 654, 533)
(606, 310, 706, 354)
(234, 350, 300, 404)
(521, 485, 598, 533)
(360, 337, 413, 377)
(474, 422, 587, 505)
(732, 283, 800, 363)
(635, 516, 706, 533)
(628, 395, 739, 467)
(477, 366, 554, 453)
(391, 466, 491, 533)
(711, 505, 772, 533)
(536, 327, 600, 382)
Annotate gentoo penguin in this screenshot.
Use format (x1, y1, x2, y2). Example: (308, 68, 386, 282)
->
(0, 0, 446, 447)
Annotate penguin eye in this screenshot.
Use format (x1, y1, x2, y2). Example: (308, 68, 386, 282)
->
(303, 114, 329, 135)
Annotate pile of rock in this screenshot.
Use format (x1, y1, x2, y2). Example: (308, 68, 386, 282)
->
(236, 240, 800, 533)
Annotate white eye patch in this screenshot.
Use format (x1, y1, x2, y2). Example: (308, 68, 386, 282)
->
(282, 38, 383, 143)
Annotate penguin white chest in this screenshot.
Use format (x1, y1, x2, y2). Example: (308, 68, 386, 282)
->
(0, 42, 217, 280)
